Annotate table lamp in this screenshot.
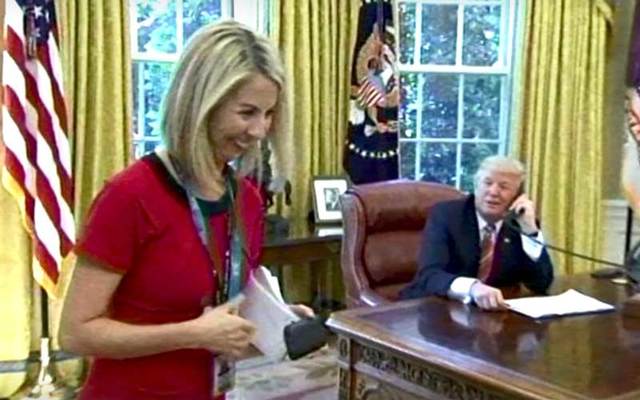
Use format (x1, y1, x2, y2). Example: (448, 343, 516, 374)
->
(622, 241, 640, 317)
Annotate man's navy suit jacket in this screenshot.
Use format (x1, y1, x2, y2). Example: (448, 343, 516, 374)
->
(400, 195, 554, 300)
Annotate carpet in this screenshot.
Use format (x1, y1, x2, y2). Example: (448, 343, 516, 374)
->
(228, 347, 338, 400)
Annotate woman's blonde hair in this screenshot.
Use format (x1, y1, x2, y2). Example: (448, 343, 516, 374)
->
(161, 20, 290, 187)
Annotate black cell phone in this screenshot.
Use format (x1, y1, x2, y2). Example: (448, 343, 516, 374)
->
(283, 316, 328, 360)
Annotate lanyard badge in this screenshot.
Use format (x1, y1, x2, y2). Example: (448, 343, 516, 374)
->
(168, 156, 248, 395)
(170, 156, 247, 304)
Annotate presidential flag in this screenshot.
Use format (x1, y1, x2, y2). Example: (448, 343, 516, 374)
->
(1, 0, 74, 297)
(344, 0, 399, 184)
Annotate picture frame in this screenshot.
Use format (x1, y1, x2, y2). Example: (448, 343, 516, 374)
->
(311, 176, 349, 223)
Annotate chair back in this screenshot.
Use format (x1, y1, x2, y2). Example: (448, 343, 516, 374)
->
(340, 179, 464, 307)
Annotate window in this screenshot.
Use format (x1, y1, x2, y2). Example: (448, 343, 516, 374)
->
(397, 0, 520, 191)
(130, 0, 269, 158)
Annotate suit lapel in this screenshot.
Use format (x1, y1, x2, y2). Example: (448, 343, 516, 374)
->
(460, 196, 481, 274)
(497, 224, 517, 269)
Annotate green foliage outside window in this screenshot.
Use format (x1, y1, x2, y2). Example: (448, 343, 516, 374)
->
(398, 1, 513, 192)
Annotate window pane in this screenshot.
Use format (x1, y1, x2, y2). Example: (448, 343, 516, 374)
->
(400, 142, 417, 180)
(399, 3, 416, 64)
(463, 5, 501, 66)
(419, 142, 457, 186)
(140, 61, 173, 138)
(463, 75, 502, 139)
(184, 0, 223, 44)
(133, 139, 162, 158)
(144, 140, 162, 154)
(137, 0, 177, 54)
(400, 73, 418, 138)
(422, 74, 458, 138)
(460, 143, 499, 191)
(421, 4, 458, 65)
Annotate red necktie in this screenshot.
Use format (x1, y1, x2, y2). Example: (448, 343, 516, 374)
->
(477, 224, 496, 282)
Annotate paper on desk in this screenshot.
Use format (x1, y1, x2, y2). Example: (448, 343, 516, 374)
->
(238, 266, 300, 358)
(504, 289, 615, 319)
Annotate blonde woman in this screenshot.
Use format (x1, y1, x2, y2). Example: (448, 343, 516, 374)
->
(60, 21, 311, 400)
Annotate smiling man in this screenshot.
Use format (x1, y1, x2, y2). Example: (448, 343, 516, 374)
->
(399, 156, 554, 311)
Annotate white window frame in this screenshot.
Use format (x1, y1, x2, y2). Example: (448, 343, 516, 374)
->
(397, 0, 521, 189)
(129, 0, 267, 158)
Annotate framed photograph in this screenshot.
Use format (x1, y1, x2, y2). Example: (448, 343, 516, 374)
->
(311, 176, 349, 223)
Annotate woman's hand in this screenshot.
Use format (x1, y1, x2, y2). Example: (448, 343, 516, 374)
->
(192, 303, 256, 358)
(289, 304, 315, 318)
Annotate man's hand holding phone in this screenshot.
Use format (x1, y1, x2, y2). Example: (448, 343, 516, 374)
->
(508, 194, 538, 235)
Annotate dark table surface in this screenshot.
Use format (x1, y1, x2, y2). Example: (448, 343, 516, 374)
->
(328, 274, 640, 399)
(264, 218, 342, 248)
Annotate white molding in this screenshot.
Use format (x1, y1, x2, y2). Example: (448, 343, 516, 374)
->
(233, 0, 265, 32)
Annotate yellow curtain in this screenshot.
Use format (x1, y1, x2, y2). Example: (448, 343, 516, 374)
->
(60, 0, 132, 224)
(514, 0, 612, 275)
(0, 1, 131, 396)
(271, 0, 359, 303)
(273, 0, 358, 218)
(0, 180, 33, 399)
(51, 0, 132, 387)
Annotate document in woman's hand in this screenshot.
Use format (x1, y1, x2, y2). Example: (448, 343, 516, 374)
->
(238, 267, 300, 358)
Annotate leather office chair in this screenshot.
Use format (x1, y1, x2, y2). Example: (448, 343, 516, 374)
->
(340, 180, 464, 308)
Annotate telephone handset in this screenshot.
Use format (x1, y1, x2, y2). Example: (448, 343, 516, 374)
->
(504, 183, 526, 226)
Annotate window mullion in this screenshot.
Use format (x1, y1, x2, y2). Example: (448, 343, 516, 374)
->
(456, 142, 463, 189)
(455, 0, 464, 66)
(402, 137, 502, 144)
(499, 76, 509, 154)
(221, 0, 232, 19)
(256, 0, 268, 33)
(456, 74, 465, 189)
(413, 2, 422, 65)
(136, 62, 146, 140)
(508, 0, 517, 70)
(398, 64, 509, 75)
(132, 52, 180, 63)
(176, 0, 184, 51)
(416, 73, 425, 180)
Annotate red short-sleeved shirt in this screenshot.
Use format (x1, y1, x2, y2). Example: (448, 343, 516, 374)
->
(75, 154, 264, 400)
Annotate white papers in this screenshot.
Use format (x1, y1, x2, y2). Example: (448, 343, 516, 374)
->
(238, 266, 299, 358)
(504, 289, 615, 319)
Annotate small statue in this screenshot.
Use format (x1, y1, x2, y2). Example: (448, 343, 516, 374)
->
(249, 141, 291, 237)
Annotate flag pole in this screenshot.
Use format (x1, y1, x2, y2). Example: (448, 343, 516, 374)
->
(21, 287, 76, 399)
(2, 0, 79, 397)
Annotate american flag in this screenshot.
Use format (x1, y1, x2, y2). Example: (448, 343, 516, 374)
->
(356, 73, 386, 108)
(2, 0, 74, 297)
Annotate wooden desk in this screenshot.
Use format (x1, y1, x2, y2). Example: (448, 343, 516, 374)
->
(327, 275, 640, 400)
(262, 219, 342, 265)
(262, 219, 342, 309)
